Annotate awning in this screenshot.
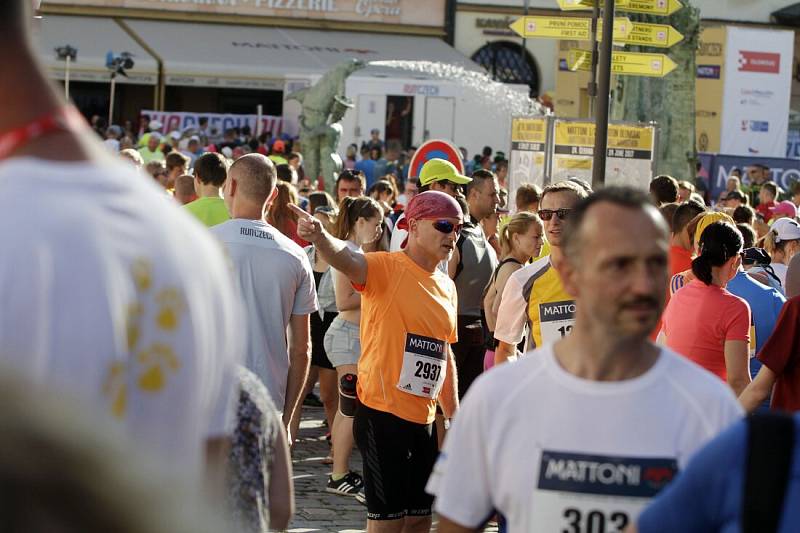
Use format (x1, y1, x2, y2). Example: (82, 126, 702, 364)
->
(112, 18, 481, 89)
(33, 15, 158, 85)
(772, 3, 800, 26)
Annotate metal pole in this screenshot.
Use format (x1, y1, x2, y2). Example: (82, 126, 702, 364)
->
(64, 55, 71, 101)
(521, 0, 530, 72)
(256, 104, 263, 137)
(592, 0, 615, 188)
(587, 2, 600, 116)
(108, 74, 117, 126)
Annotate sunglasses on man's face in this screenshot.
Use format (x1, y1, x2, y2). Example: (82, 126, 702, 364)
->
(538, 208, 572, 221)
(431, 219, 462, 235)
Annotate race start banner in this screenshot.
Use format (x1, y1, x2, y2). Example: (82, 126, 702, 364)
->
(140, 110, 284, 138)
(508, 116, 550, 211)
(550, 119, 656, 189)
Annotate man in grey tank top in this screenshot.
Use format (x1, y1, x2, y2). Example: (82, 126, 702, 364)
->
(448, 169, 499, 398)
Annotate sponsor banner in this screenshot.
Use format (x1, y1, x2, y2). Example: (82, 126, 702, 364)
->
(702, 153, 800, 200)
(508, 116, 549, 211)
(551, 120, 655, 189)
(43, 0, 446, 28)
(140, 110, 284, 137)
(695, 26, 726, 154)
(788, 130, 800, 160)
(720, 27, 794, 158)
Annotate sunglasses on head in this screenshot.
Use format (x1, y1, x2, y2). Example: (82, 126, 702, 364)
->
(538, 208, 572, 221)
(431, 219, 462, 235)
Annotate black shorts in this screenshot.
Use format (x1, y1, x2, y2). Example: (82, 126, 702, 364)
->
(310, 311, 336, 370)
(353, 403, 438, 521)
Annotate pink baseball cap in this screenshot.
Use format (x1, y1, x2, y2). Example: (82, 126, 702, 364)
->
(770, 200, 798, 219)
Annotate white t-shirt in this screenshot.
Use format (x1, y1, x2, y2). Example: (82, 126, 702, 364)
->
(211, 219, 317, 410)
(773, 262, 788, 288)
(427, 345, 743, 531)
(0, 157, 244, 478)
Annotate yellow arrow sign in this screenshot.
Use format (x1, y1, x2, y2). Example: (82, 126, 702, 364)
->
(621, 22, 684, 48)
(510, 16, 632, 40)
(617, 0, 683, 16)
(568, 49, 678, 77)
(557, 0, 630, 10)
(597, 21, 684, 48)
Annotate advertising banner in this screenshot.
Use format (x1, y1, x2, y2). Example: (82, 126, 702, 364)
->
(140, 110, 284, 138)
(703, 154, 800, 201)
(695, 26, 726, 153)
(551, 119, 656, 189)
(508, 116, 549, 211)
(719, 27, 794, 158)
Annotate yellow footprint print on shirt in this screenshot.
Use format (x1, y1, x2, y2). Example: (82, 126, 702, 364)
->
(103, 361, 128, 419)
(126, 302, 143, 351)
(136, 343, 181, 392)
(131, 258, 153, 292)
(155, 288, 185, 331)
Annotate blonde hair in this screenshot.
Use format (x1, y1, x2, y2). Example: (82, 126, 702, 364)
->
(499, 211, 543, 257)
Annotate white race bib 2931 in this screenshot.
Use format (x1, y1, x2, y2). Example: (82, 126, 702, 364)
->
(396, 333, 447, 399)
(528, 450, 677, 533)
(539, 300, 576, 344)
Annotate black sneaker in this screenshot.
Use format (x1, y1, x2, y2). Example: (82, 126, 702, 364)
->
(326, 471, 364, 497)
(303, 392, 324, 407)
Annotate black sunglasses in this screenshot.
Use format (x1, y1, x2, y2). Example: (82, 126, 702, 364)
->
(538, 208, 572, 221)
(431, 219, 462, 235)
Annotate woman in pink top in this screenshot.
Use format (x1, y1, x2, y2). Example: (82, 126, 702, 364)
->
(661, 221, 752, 395)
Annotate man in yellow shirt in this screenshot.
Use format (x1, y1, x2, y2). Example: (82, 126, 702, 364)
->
(494, 181, 589, 364)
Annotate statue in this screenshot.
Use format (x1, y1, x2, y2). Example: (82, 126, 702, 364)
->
(287, 59, 365, 193)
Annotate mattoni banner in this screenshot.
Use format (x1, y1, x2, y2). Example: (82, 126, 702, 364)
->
(719, 27, 794, 158)
(551, 119, 656, 190)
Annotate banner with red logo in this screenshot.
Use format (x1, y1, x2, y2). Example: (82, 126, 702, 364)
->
(720, 27, 794, 158)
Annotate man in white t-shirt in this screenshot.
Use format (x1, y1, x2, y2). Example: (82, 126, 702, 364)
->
(211, 154, 317, 435)
(0, 0, 243, 484)
(427, 187, 743, 532)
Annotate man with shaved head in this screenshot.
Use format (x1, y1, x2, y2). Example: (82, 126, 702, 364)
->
(211, 154, 317, 438)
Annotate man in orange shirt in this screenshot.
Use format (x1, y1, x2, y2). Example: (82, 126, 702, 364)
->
(292, 191, 460, 533)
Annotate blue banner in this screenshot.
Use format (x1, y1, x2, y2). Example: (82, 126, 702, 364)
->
(701, 153, 800, 200)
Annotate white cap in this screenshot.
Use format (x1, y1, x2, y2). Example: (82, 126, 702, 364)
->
(221, 146, 233, 159)
(189, 135, 200, 142)
(149, 120, 163, 131)
(149, 131, 162, 141)
(771, 218, 800, 243)
(169, 130, 181, 140)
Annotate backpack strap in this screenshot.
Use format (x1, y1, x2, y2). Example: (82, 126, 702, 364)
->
(742, 412, 795, 533)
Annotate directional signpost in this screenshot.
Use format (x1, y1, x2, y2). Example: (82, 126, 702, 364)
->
(568, 49, 678, 77)
(617, 21, 684, 48)
(616, 0, 683, 16)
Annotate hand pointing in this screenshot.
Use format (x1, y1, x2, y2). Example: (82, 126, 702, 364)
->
(289, 203, 324, 243)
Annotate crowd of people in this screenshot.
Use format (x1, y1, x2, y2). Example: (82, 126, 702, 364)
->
(4, 2, 800, 532)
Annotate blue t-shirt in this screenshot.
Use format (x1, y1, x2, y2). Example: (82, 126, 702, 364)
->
(638, 415, 800, 533)
(727, 269, 786, 378)
(355, 159, 376, 188)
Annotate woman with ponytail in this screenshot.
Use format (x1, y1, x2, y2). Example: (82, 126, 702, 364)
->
(661, 221, 752, 395)
(322, 195, 382, 499)
(481, 211, 544, 369)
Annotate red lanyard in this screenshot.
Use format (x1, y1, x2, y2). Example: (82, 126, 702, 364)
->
(0, 107, 86, 160)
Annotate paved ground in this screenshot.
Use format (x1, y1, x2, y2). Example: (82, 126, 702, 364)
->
(287, 404, 498, 533)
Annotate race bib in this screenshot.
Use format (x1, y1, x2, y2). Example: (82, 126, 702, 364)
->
(396, 333, 447, 399)
(529, 450, 677, 532)
(539, 300, 576, 344)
